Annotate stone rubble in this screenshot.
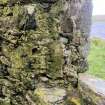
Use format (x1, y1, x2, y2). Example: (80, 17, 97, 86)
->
(79, 74, 105, 105)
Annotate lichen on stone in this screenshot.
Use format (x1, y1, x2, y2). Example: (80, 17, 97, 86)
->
(0, 0, 93, 105)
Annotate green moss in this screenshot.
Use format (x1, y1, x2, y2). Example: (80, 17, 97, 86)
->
(47, 41, 63, 79)
(0, 98, 11, 105)
(66, 98, 81, 105)
(13, 5, 20, 16)
(0, 0, 9, 5)
(3, 7, 12, 16)
(35, 5, 50, 34)
(34, 88, 50, 105)
(35, 4, 59, 39)
(12, 5, 27, 29)
(0, 0, 66, 104)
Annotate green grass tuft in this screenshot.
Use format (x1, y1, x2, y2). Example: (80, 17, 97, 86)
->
(87, 37, 105, 79)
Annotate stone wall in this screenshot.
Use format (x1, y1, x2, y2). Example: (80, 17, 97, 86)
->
(0, 0, 92, 105)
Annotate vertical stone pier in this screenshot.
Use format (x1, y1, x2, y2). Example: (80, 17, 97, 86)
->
(0, 0, 92, 105)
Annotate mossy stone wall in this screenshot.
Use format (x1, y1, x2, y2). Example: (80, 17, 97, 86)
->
(0, 0, 92, 105)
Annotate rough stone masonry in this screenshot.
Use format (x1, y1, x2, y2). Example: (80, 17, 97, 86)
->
(0, 0, 92, 105)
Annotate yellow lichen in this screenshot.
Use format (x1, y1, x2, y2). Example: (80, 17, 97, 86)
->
(70, 98, 81, 105)
(0, 0, 9, 5)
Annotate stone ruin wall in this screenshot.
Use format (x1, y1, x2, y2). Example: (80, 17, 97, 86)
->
(0, 0, 92, 105)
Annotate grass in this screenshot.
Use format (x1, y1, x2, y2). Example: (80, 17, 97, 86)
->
(87, 37, 105, 80)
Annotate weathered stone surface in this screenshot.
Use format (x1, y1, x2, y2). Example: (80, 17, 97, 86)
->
(59, 0, 92, 85)
(34, 83, 82, 105)
(34, 84, 67, 105)
(0, 0, 92, 105)
(79, 74, 105, 105)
